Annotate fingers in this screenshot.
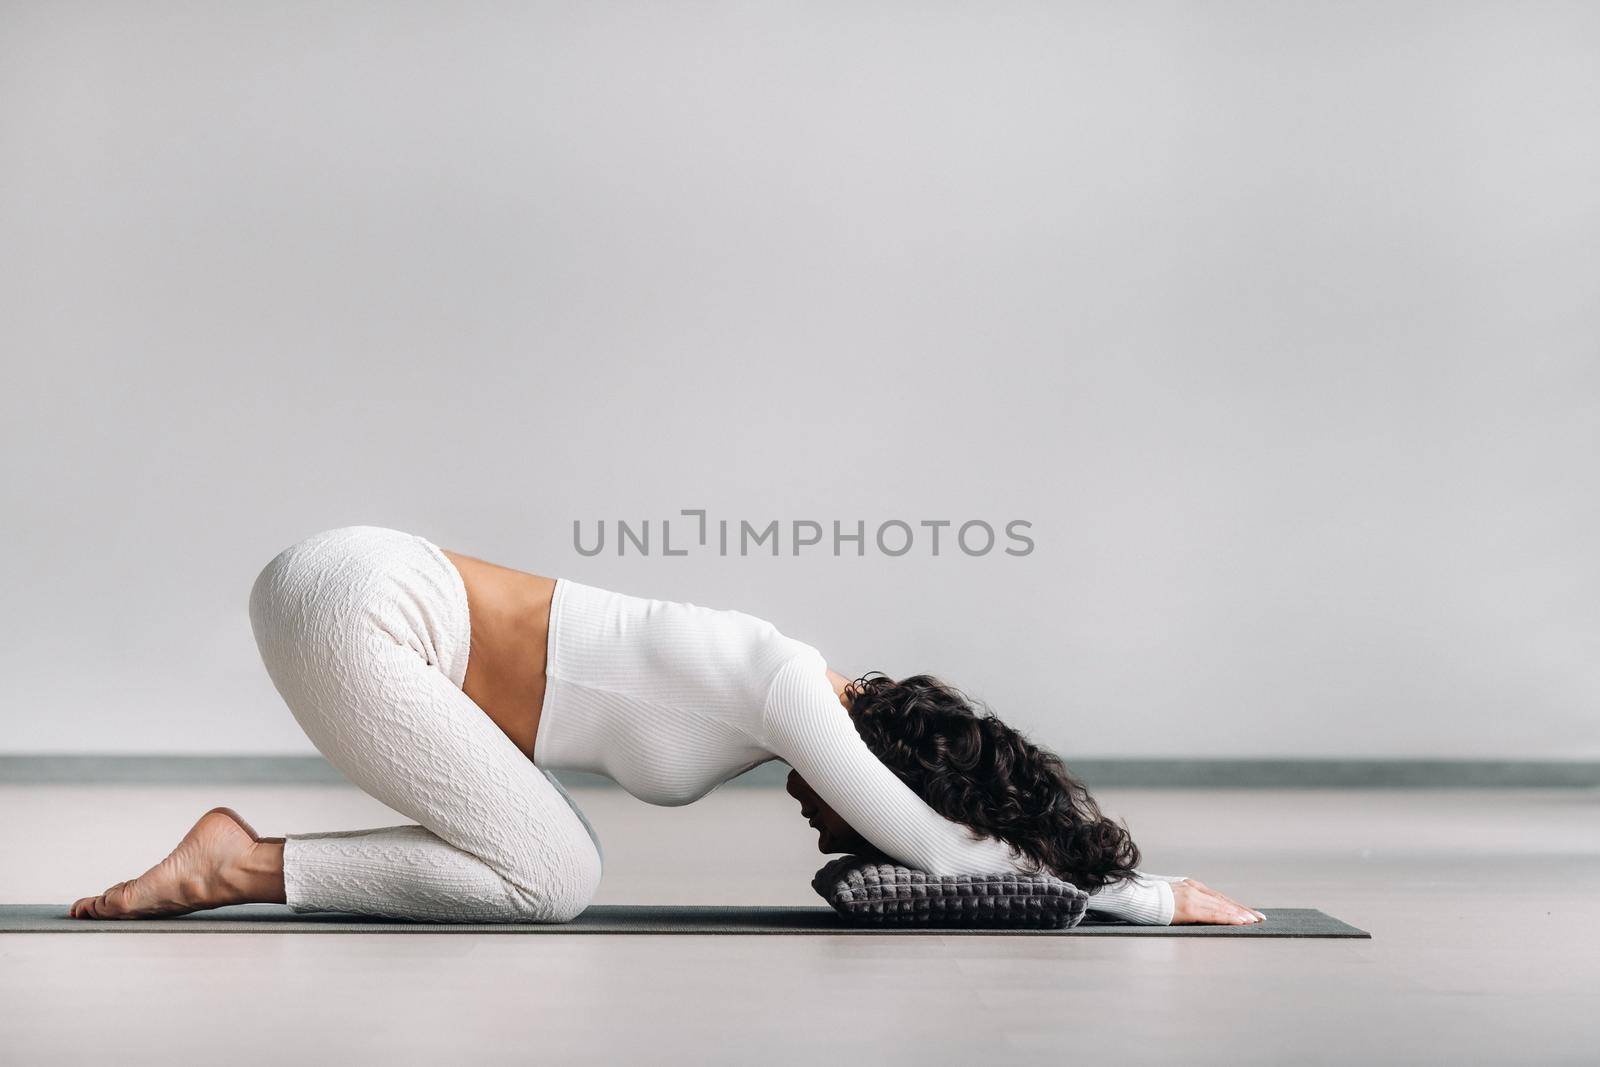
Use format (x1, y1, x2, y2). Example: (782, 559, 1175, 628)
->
(1209, 890, 1262, 924)
(1200, 893, 1256, 924)
(1200, 884, 1264, 922)
(1172, 880, 1265, 925)
(1222, 902, 1260, 927)
(1218, 892, 1266, 923)
(1184, 879, 1264, 923)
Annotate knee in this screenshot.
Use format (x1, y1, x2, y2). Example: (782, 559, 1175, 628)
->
(507, 835, 602, 924)
(546, 836, 604, 923)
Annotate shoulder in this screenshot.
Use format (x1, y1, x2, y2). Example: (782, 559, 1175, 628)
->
(758, 645, 841, 737)
(764, 640, 827, 689)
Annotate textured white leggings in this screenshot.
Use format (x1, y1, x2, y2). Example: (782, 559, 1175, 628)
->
(248, 525, 603, 923)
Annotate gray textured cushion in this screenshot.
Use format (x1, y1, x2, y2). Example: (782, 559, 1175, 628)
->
(812, 855, 1089, 929)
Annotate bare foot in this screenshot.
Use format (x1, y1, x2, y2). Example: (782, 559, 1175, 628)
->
(69, 806, 262, 920)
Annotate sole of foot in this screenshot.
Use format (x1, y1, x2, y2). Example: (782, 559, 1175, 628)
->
(69, 806, 262, 920)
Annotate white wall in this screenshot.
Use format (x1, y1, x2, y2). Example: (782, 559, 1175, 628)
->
(3, 2, 1596, 758)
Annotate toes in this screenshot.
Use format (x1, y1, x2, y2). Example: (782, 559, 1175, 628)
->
(96, 881, 130, 918)
(73, 877, 140, 920)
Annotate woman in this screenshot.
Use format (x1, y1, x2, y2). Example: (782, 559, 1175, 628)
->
(70, 525, 1262, 926)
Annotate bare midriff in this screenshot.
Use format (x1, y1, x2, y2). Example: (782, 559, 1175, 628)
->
(439, 548, 556, 763)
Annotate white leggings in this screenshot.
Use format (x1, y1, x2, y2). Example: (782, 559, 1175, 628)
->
(248, 525, 603, 923)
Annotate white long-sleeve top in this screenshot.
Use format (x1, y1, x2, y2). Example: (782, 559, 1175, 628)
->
(534, 577, 1177, 924)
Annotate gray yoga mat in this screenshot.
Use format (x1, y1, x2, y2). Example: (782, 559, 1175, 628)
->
(0, 905, 1368, 937)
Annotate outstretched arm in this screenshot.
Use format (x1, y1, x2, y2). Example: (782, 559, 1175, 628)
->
(1084, 873, 1183, 924)
(1086, 875, 1264, 925)
(763, 653, 1266, 925)
(762, 653, 1035, 878)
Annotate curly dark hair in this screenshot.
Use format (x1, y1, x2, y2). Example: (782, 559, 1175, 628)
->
(843, 671, 1140, 891)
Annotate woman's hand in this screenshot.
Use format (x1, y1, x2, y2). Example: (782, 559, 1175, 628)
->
(1170, 878, 1265, 925)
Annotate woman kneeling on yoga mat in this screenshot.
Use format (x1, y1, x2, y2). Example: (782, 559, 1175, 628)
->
(70, 525, 1262, 926)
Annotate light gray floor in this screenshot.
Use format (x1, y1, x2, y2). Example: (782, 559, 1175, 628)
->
(1, 784, 1595, 1065)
